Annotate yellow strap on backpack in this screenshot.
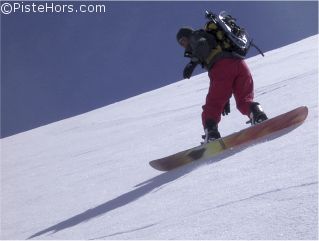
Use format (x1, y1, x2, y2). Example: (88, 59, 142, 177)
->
(205, 45, 223, 65)
(205, 21, 218, 31)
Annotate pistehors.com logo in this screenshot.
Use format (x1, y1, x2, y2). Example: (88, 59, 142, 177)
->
(1, 1, 107, 15)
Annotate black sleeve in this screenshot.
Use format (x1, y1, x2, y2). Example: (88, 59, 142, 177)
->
(189, 30, 217, 63)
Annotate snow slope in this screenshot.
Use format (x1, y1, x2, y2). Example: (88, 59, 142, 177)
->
(1, 35, 318, 240)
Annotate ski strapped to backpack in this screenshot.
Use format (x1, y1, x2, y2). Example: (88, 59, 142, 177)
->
(204, 10, 264, 58)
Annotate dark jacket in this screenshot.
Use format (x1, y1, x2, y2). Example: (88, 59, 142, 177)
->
(184, 29, 241, 70)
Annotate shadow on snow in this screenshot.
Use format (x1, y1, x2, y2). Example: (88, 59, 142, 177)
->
(28, 124, 302, 239)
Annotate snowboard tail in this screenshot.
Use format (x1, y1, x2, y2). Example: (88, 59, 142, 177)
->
(149, 106, 308, 171)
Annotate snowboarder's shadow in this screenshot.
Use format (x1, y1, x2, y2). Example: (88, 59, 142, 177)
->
(27, 160, 198, 239)
(27, 124, 301, 239)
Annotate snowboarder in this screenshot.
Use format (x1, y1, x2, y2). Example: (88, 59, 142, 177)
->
(176, 26, 268, 143)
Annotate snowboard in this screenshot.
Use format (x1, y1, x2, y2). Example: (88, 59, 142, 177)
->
(149, 106, 308, 171)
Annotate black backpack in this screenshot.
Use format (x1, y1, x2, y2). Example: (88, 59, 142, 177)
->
(204, 10, 264, 57)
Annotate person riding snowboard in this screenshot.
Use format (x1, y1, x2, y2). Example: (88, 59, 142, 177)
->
(176, 26, 268, 143)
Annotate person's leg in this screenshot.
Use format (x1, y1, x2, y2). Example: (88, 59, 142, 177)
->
(232, 59, 254, 117)
(232, 59, 268, 124)
(201, 59, 236, 128)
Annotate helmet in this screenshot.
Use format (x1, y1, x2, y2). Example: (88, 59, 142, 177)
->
(176, 27, 194, 42)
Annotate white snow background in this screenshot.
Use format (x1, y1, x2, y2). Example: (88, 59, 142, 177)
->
(1, 35, 318, 240)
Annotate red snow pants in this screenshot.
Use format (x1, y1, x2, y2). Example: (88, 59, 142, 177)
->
(202, 58, 254, 128)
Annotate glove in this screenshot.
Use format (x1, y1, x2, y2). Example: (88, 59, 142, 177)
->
(183, 62, 197, 79)
(222, 100, 230, 116)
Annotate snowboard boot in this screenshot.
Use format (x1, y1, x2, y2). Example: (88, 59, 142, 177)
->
(202, 119, 221, 144)
(248, 102, 268, 125)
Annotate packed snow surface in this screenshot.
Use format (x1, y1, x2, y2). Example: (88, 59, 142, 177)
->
(1, 35, 318, 239)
